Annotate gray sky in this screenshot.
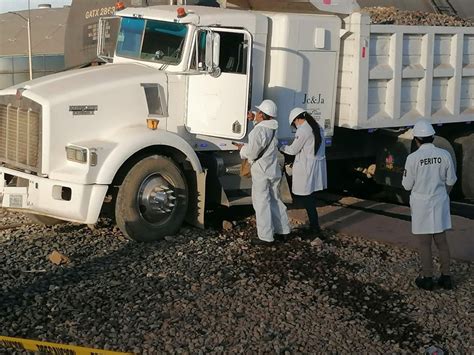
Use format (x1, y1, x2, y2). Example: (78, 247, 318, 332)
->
(0, 0, 72, 13)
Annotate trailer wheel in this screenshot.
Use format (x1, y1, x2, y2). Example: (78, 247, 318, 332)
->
(454, 133, 474, 199)
(115, 155, 188, 242)
(27, 214, 65, 225)
(433, 135, 457, 171)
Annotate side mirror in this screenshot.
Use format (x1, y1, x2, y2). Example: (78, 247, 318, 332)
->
(205, 31, 221, 77)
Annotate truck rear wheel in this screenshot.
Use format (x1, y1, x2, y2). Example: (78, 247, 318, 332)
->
(115, 155, 188, 242)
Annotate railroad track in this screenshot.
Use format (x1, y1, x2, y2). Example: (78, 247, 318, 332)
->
(0, 222, 35, 231)
(451, 200, 474, 219)
(317, 192, 474, 221)
(0, 195, 472, 232)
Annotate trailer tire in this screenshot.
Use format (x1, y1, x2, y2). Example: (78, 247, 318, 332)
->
(27, 214, 65, 225)
(430, 135, 456, 170)
(115, 155, 188, 242)
(454, 133, 474, 199)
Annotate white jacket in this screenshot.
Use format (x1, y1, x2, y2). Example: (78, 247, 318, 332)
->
(281, 121, 327, 196)
(402, 143, 457, 234)
(240, 119, 281, 180)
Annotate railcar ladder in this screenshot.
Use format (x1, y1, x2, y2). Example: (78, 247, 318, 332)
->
(431, 0, 458, 16)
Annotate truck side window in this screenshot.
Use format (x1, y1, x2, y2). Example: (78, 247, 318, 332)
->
(217, 32, 247, 74)
(191, 30, 247, 74)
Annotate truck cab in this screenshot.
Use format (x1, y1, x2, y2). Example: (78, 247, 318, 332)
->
(0, 3, 346, 242)
(0, 6, 293, 241)
(105, 6, 265, 142)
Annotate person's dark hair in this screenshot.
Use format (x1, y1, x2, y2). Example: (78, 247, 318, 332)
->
(415, 136, 434, 145)
(296, 111, 322, 155)
(261, 112, 271, 120)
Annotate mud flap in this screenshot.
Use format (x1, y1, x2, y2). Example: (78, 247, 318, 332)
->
(185, 169, 207, 229)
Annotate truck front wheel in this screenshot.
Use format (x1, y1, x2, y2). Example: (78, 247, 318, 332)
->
(115, 155, 189, 242)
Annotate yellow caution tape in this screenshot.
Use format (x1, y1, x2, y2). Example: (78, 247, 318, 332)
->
(0, 335, 132, 355)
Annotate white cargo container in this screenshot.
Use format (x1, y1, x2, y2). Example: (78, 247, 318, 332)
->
(0, 1, 472, 241)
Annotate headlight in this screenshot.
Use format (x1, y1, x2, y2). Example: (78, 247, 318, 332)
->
(65, 146, 88, 164)
(66, 145, 98, 166)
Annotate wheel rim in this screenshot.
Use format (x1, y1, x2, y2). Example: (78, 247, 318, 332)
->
(137, 174, 177, 224)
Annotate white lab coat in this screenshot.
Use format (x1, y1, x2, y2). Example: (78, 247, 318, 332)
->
(281, 121, 327, 196)
(402, 143, 457, 234)
(240, 119, 291, 241)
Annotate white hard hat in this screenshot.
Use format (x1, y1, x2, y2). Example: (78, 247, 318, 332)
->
(289, 107, 306, 125)
(256, 99, 277, 117)
(413, 120, 435, 137)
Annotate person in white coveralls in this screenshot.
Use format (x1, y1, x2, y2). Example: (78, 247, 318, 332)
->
(402, 120, 457, 290)
(234, 100, 291, 246)
(280, 108, 327, 239)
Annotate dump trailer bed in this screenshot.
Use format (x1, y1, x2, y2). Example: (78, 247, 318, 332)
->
(337, 13, 474, 129)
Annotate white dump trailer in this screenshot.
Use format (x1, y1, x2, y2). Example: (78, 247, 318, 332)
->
(0, 0, 472, 241)
(334, 13, 473, 196)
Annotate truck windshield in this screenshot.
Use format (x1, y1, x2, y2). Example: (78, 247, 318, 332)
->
(116, 17, 188, 65)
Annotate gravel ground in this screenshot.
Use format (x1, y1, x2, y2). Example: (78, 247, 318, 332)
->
(364, 6, 473, 26)
(0, 210, 472, 354)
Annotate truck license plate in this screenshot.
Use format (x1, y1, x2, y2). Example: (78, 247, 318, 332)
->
(9, 194, 23, 208)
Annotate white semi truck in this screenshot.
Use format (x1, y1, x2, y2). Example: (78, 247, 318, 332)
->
(0, 0, 473, 241)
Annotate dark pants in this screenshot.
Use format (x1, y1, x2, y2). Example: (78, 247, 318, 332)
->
(418, 232, 451, 277)
(296, 192, 320, 229)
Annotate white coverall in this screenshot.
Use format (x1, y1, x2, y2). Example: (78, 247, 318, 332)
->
(281, 121, 327, 195)
(240, 119, 291, 241)
(402, 143, 457, 234)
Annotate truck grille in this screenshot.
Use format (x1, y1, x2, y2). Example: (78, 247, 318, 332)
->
(0, 102, 41, 172)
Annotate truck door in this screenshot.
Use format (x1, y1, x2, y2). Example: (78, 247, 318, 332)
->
(186, 28, 252, 140)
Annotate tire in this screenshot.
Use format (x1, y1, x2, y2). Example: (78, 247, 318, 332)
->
(115, 155, 188, 242)
(27, 214, 65, 225)
(433, 135, 457, 171)
(454, 133, 474, 199)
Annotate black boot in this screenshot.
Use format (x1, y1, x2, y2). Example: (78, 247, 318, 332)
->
(311, 226, 325, 240)
(438, 275, 453, 290)
(294, 226, 323, 240)
(415, 276, 434, 290)
(250, 238, 274, 246)
(295, 228, 314, 240)
(274, 234, 291, 243)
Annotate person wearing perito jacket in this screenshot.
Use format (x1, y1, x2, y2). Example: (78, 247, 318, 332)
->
(234, 99, 291, 246)
(402, 120, 457, 291)
(280, 108, 327, 238)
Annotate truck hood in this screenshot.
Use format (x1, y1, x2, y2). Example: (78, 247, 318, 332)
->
(1, 62, 172, 177)
(16, 63, 166, 105)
